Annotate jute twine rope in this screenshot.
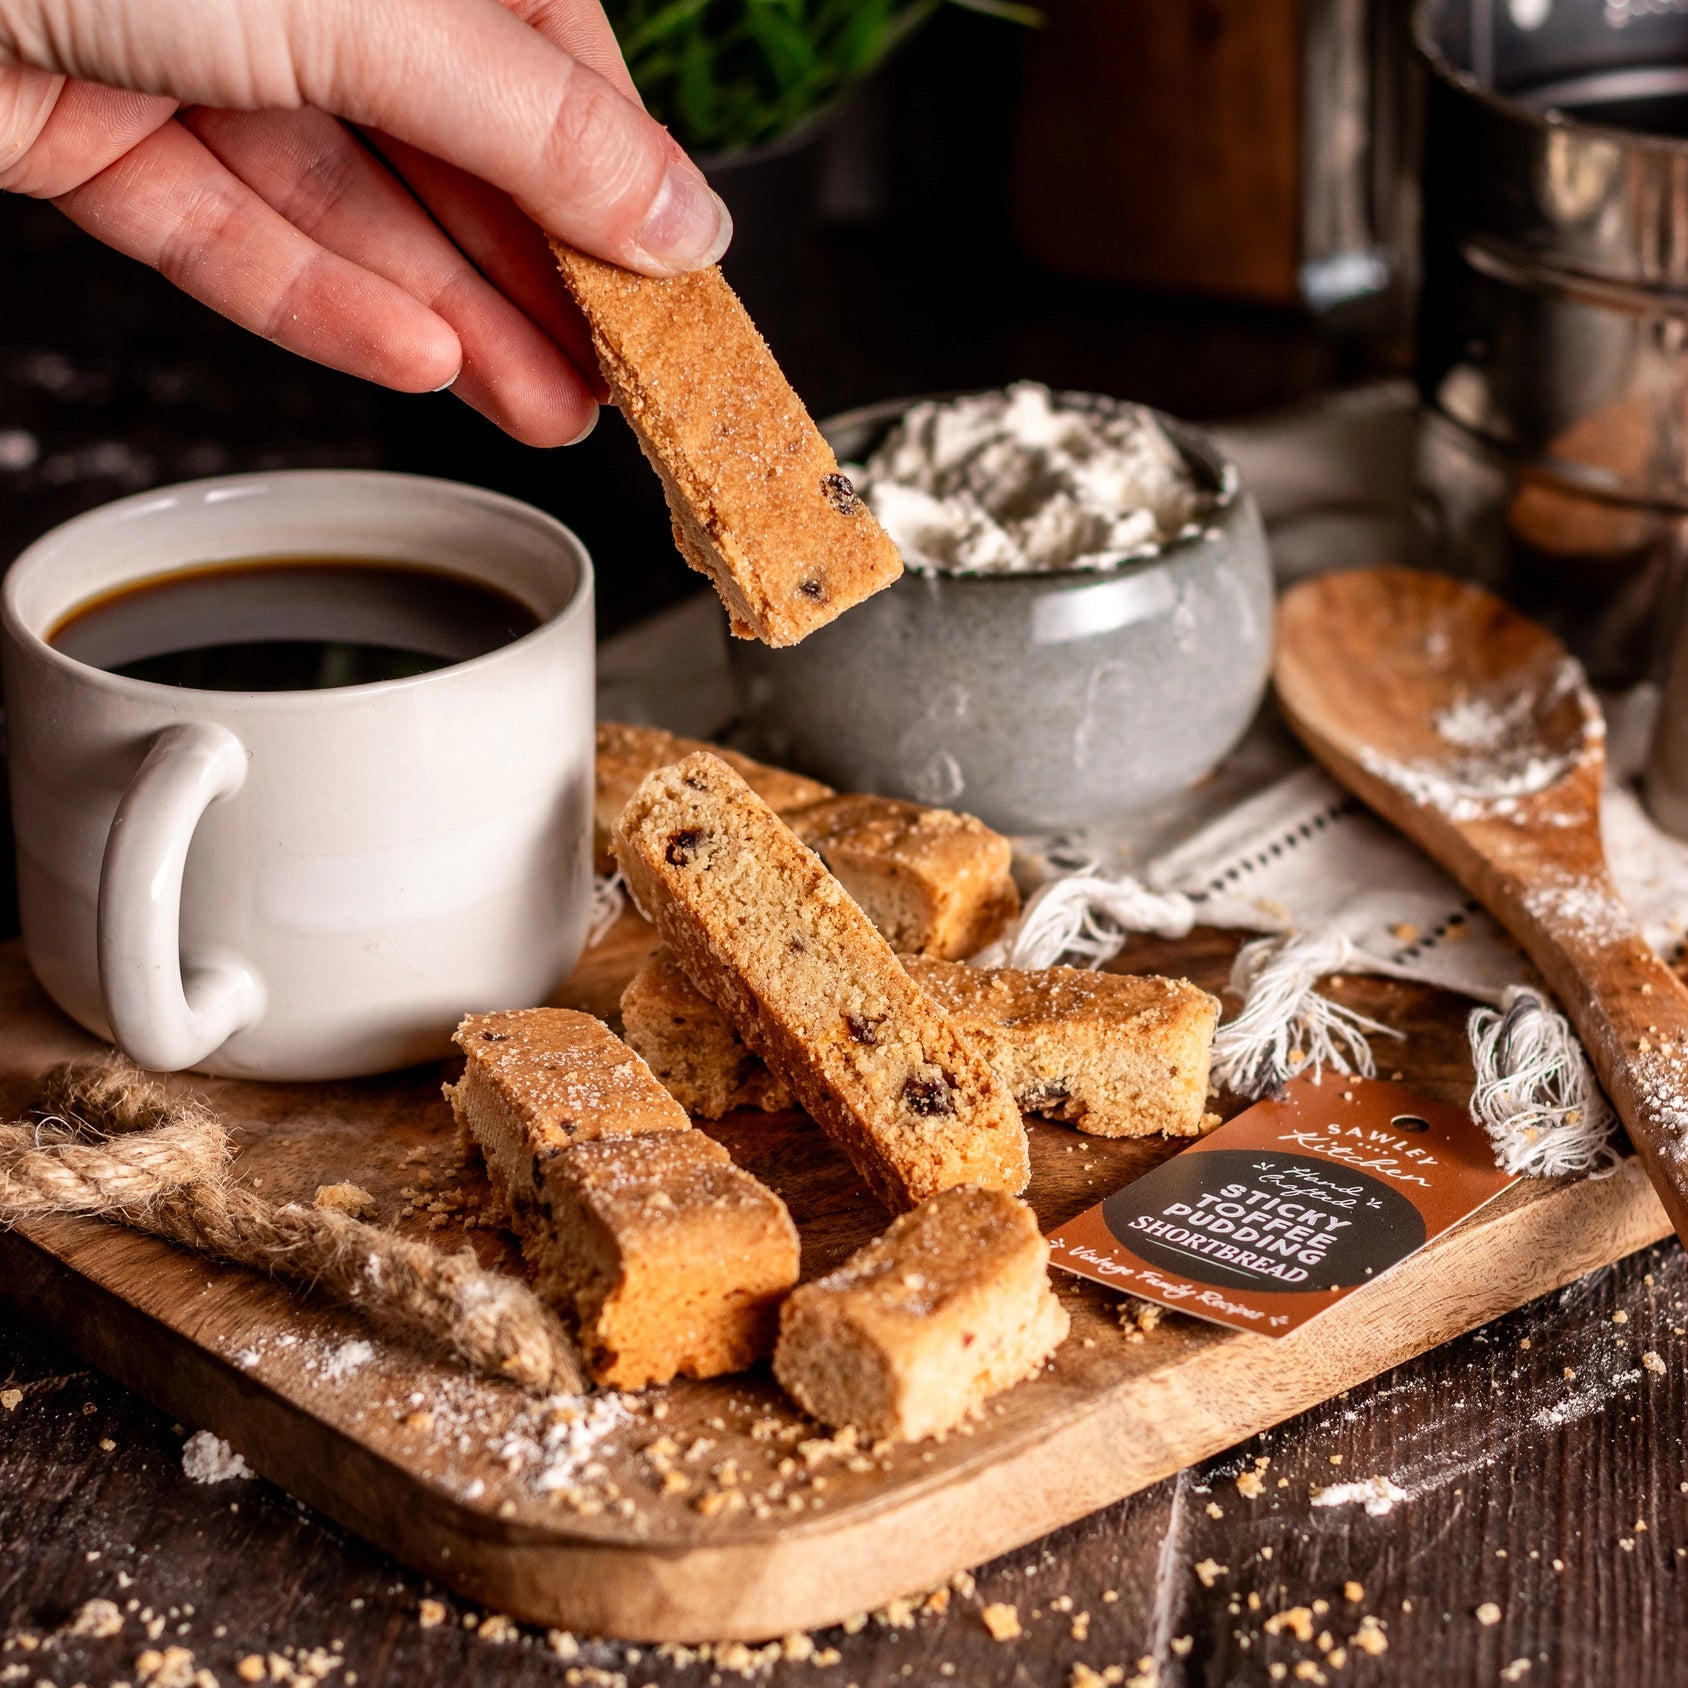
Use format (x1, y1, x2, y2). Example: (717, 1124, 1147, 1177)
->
(0, 1055, 584, 1396)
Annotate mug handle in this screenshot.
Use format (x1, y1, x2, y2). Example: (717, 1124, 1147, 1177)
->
(98, 722, 263, 1072)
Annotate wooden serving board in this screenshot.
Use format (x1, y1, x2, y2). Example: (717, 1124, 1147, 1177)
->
(0, 923, 1672, 1643)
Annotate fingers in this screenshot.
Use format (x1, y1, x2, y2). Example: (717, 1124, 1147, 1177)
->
(0, 0, 730, 276)
(364, 130, 607, 401)
(185, 106, 597, 445)
(0, 67, 178, 196)
(288, 0, 732, 275)
(53, 116, 463, 394)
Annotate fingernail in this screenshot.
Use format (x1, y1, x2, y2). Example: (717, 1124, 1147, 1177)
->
(632, 164, 733, 274)
(566, 406, 599, 447)
(432, 367, 462, 393)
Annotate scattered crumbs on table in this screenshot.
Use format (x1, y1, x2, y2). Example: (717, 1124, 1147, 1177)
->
(0, 1389, 20, 1412)
(1193, 1559, 1228, 1589)
(69, 1598, 123, 1638)
(1068, 1664, 1126, 1688)
(979, 1603, 1021, 1641)
(1351, 1615, 1389, 1655)
(1264, 1607, 1314, 1642)
(1475, 1602, 1502, 1626)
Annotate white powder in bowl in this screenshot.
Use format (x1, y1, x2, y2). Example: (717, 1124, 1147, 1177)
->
(846, 382, 1213, 576)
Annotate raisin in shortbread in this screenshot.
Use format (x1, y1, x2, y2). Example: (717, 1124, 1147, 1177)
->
(773, 1185, 1068, 1441)
(612, 752, 1029, 1211)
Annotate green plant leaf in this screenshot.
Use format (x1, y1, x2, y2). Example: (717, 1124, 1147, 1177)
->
(618, 0, 714, 64)
(946, 0, 1044, 26)
(601, 0, 1034, 153)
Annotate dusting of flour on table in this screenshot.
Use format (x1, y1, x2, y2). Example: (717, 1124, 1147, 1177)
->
(181, 1429, 250, 1484)
(846, 381, 1213, 575)
(1310, 1475, 1409, 1516)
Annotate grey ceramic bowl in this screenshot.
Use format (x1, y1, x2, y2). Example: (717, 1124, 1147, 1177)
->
(729, 391, 1274, 835)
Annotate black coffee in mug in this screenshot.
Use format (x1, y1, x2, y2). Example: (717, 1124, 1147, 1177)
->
(48, 555, 542, 691)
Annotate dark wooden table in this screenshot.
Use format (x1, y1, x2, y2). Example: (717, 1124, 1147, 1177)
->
(0, 36, 1669, 1676)
(3, 1233, 1684, 1686)
(5, 937, 1687, 1688)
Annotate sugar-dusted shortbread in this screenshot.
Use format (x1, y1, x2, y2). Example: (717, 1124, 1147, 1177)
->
(447, 1008, 798, 1387)
(906, 959, 1220, 1138)
(595, 722, 831, 872)
(621, 950, 1218, 1136)
(620, 945, 795, 1119)
(536, 1131, 800, 1389)
(612, 752, 1029, 1211)
(552, 245, 903, 646)
(447, 1008, 690, 1221)
(786, 795, 1019, 961)
(773, 1185, 1068, 1441)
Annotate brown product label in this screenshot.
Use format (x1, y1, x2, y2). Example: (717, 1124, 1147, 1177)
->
(1046, 1074, 1518, 1337)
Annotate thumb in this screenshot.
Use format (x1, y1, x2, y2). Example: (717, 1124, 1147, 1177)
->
(0, 0, 730, 276)
(287, 0, 732, 275)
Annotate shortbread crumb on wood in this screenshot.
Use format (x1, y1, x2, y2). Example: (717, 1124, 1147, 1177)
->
(551, 244, 903, 646)
(786, 794, 1019, 961)
(773, 1184, 1068, 1441)
(596, 722, 831, 872)
(612, 751, 1029, 1211)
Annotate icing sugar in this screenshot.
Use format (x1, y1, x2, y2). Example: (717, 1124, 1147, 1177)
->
(847, 383, 1212, 576)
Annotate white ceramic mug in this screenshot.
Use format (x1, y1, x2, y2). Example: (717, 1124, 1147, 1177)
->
(1, 470, 595, 1081)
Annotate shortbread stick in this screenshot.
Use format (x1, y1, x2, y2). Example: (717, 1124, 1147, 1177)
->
(613, 752, 1029, 1211)
(550, 243, 903, 646)
(446, 1007, 689, 1223)
(773, 1184, 1068, 1441)
(446, 1010, 797, 1386)
(786, 794, 1019, 960)
(621, 947, 1220, 1135)
(538, 1131, 800, 1389)
(620, 945, 795, 1119)
(595, 721, 831, 873)
(906, 958, 1220, 1138)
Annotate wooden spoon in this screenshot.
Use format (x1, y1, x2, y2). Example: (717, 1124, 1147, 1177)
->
(1274, 565, 1688, 1244)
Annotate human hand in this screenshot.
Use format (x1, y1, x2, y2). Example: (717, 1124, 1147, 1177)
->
(0, 0, 733, 445)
